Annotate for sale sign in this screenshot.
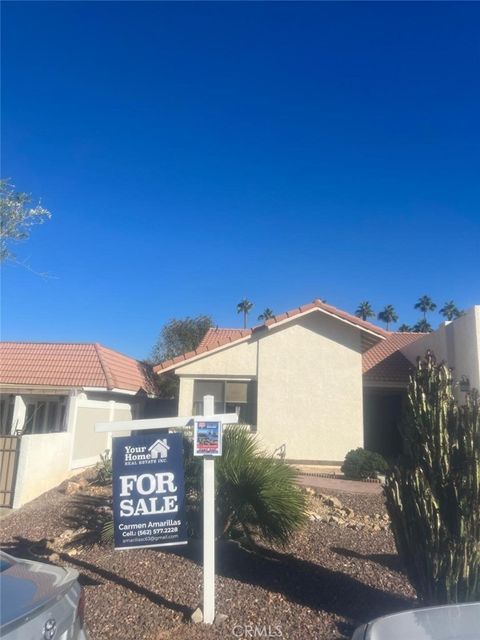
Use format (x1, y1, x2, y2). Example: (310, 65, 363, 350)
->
(112, 432, 187, 550)
(194, 420, 222, 456)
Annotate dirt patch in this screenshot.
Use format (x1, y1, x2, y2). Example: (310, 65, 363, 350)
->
(0, 470, 416, 640)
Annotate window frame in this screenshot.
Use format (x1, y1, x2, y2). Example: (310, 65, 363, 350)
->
(192, 379, 257, 426)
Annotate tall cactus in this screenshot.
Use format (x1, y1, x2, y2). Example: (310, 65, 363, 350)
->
(384, 351, 480, 604)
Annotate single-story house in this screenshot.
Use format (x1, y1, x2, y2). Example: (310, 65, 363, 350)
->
(154, 300, 480, 464)
(0, 342, 156, 507)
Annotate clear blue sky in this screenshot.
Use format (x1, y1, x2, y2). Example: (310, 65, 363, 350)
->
(2, 1, 479, 360)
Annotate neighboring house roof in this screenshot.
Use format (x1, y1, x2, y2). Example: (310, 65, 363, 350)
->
(362, 332, 426, 385)
(154, 299, 389, 373)
(0, 342, 156, 394)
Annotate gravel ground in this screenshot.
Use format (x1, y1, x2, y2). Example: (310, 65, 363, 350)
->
(0, 471, 416, 640)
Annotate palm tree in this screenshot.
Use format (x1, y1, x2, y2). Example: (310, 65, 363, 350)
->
(414, 295, 437, 320)
(355, 301, 375, 321)
(398, 323, 413, 332)
(413, 318, 433, 333)
(439, 300, 461, 321)
(258, 308, 274, 322)
(377, 305, 398, 331)
(237, 298, 253, 329)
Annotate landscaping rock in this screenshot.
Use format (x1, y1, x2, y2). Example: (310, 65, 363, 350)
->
(64, 482, 82, 496)
(322, 495, 343, 510)
(213, 613, 228, 625)
(191, 607, 203, 624)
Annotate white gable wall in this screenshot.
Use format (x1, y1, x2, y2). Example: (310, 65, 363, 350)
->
(177, 339, 258, 416)
(176, 311, 365, 462)
(256, 313, 363, 462)
(401, 306, 480, 394)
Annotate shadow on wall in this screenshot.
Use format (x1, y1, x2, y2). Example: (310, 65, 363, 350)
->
(143, 398, 178, 418)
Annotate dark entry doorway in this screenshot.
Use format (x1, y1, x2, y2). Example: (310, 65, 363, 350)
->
(363, 388, 405, 459)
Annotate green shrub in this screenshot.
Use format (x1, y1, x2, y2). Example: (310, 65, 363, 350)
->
(96, 449, 112, 485)
(341, 447, 388, 479)
(385, 352, 480, 604)
(185, 426, 308, 545)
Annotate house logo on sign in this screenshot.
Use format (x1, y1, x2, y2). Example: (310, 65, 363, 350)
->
(123, 439, 170, 466)
(148, 439, 170, 459)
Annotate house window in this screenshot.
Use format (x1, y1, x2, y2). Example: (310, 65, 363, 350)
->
(23, 397, 67, 434)
(193, 380, 257, 426)
(192, 381, 224, 416)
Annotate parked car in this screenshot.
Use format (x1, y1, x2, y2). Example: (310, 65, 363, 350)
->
(0, 550, 89, 640)
(352, 601, 480, 640)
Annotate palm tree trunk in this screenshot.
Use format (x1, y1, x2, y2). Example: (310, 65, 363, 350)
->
(243, 311, 247, 329)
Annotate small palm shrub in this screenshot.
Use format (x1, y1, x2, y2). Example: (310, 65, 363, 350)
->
(96, 449, 112, 485)
(186, 426, 308, 545)
(341, 448, 388, 479)
(384, 352, 480, 604)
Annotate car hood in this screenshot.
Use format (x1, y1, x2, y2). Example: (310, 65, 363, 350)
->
(0, 551, 79, 629)
(361, 602, 480, 640)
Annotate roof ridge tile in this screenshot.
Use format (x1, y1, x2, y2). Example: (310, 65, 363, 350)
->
(94, 343, 115, 389)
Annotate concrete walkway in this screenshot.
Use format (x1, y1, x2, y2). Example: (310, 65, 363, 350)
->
(298, 474, 383, 495)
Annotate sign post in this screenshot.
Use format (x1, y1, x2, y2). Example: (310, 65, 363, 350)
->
(197, 395, 218, 624)
(95, 394, 235, 625)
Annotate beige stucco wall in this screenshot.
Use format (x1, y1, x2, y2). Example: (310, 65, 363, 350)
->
(176, 339, 258, 377)
(401, 306, 480, 394)
(256, 313, 364, 461)
(13, 432, 72, 507)
(114, 407, 133, 421)
(72, 406, 110, 462)
(176, 311, 365, 462)
(71, 396, 137, 468)
(178, 377, 195, 416)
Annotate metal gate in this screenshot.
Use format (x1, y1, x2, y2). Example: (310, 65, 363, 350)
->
(0, 436, 21, 507)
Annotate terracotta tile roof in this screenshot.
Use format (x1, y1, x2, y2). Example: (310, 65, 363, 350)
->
(154, 299, 388, 373)
(198, 328, 247, 349)
(362, 332, 426, 384)
(0, 342, 156, 394)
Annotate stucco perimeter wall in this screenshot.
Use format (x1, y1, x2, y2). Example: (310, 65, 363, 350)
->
(178, 378, 195, 416)
(13, 432, 72, 508)
(72, 406, 110, 466)
(256, 313, 364, 462)
(401, 306, 480, 393)
(176, 339, 259, 415)
(71, 396, 136, 469)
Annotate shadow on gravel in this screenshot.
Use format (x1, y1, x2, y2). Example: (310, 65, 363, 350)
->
(165, 539, 414, 629)
(2, 536, 192, 620)
(331, 546, 406, 574)
(62, 494, 112, 547)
